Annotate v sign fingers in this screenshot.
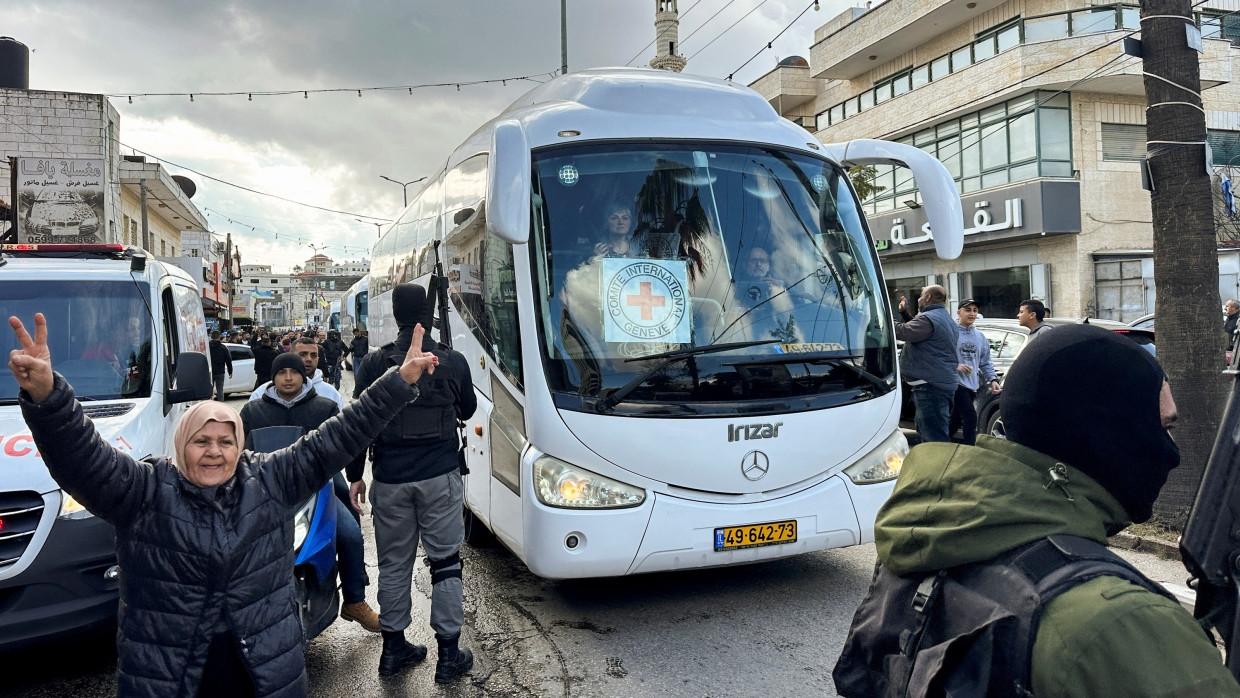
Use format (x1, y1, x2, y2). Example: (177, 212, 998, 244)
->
(8, 314, 54, 402)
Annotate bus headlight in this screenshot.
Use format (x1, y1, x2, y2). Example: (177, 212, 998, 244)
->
(843, 430, 908, 485)
(533, 455, 645, 509)
(58, 491, 94, 520)
(292, 496, 316, 551)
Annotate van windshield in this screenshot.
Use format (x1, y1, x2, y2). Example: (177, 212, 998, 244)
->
(0, 281, 154, 401)
(529, 141, 895, 416)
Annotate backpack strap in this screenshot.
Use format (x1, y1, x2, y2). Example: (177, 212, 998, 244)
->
(999, 535, 1180, 693)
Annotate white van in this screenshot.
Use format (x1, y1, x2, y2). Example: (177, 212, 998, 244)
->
(0, 243, 212, 650)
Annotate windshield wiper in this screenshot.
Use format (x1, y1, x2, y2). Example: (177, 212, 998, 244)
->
(726, 354, 890, 393)
(594, 339, 782, 413)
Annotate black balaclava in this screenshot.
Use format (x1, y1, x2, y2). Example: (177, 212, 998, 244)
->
(270, 352, 307, 382)
(999, 323, 1178, 523)
(392, 283, 426, 329)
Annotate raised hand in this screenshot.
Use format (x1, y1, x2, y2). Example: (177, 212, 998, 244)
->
(9, 314, 53, 403)
(399, 323, 439, 384)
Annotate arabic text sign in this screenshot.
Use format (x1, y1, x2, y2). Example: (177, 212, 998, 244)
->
(889, 198, 1023, 246)
(602, 258, 691, 344)
(14, 157, 106, 244)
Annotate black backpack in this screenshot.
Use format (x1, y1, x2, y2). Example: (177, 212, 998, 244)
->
(832, 535, 1180, 697)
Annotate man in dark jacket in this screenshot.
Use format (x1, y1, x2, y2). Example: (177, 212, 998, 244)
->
(252, 336, 279, 390)
(349, 328, 368, 371)
(320, 330, 347, 389)
(834, 324, 1240, 697)
(896, 285, 959, 443)
(1226, 299, 1239, 351)
(208, 330, 233, 401)
(239, 352, 381, 634)
(350, 283, 478, 683)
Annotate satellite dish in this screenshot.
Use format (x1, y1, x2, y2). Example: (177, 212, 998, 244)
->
(171, 175, 197, 199)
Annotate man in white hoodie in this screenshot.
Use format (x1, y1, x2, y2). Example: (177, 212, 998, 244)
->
(950, 299, 1001, 445)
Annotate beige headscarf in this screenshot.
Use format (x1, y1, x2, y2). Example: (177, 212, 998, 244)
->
(172, 401, 246, 475)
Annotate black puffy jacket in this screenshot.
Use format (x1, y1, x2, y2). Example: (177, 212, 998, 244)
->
(20, 369, 419, 697)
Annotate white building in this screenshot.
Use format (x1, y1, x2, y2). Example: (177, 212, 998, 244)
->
(751, 0, 1240, 320)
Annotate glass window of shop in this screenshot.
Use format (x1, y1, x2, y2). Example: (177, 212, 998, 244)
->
(859, 91, 1073, 213)
(817, 5, 1154, 128)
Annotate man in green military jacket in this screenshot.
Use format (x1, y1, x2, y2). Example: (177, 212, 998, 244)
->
(861, 324, 1239, 697)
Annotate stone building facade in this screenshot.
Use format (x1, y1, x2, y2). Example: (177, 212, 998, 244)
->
(752, 0, 1240, 320)
(0, 89, 206, 252)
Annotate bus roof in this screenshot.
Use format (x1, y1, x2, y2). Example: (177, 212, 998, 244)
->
(447, 68, 823, 171)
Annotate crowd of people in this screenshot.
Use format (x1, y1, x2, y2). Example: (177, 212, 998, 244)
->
(208, 326, 368, 395)
(9, 266, 1240, 695)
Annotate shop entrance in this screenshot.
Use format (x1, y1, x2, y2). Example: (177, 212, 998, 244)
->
(964, 267, 1030, 320)
(886, 276, 928, 316)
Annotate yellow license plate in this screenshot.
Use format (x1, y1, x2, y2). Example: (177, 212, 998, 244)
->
(713, 519, 797, 551)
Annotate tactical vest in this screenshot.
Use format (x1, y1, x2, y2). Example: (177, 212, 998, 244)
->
(374, 343, 458, 447)
(832, 535, 1181, 698)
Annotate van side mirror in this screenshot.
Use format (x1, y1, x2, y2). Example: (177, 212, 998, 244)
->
(168, 351, 213, 404)
(486, 120, 531, 245)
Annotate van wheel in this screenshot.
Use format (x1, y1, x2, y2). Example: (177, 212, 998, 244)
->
(463, 505, 495, 547)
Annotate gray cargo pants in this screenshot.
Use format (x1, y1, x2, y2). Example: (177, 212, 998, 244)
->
(371, 471, 465, 638)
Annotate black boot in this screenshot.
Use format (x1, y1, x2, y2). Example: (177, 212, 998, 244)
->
(434, 633, 474, 684)
(378, 630, 427, 677)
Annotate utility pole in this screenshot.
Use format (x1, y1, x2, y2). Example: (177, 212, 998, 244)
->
(139, 179, 149, 251)
(1141, 0, 1227, 526)
(561, 0, 569, 75)
(223, 233, 233, 331)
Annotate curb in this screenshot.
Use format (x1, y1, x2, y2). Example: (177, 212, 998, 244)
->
(1108, 531, 1181, 561)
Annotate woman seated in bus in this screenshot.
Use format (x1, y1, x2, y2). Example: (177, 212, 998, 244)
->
(591, 201, 635, 258)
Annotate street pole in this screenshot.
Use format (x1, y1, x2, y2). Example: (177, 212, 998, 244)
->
(1140, 0, 1227, 525)
(139, 179, 149, 251)
(379, 175, 427, 208)
(561, 0, 569, 75)
(223, 233, 233, 331)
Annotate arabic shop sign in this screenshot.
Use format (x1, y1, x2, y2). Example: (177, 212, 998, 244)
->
(11, 157, 107, 245)
(868, 180, 1082, 256)
(891, 199, 1022, 246)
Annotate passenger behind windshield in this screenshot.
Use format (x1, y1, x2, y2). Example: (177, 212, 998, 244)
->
(592, 201, 635, 259)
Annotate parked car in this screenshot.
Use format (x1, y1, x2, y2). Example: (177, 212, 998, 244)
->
(901, 318, 1155, 440)
(223, 343, 257, 395)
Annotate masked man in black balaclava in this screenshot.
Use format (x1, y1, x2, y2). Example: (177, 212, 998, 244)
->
(349, 283, 478, 684)
(833, 324, 1240, 696)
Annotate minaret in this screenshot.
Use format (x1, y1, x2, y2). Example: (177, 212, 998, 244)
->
(650, 0, 687, 72)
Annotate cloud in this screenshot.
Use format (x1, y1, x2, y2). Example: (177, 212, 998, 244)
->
(8, 0, 828, 272)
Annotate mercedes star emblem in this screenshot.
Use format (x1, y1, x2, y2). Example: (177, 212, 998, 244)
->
(741, 450, 770, 481)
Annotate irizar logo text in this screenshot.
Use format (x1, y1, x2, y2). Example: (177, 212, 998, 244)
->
(728, 422, 783, 442)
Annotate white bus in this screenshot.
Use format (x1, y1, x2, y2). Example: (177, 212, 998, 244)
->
(367, 68, 962, 579)
(339, 276, 368, 338)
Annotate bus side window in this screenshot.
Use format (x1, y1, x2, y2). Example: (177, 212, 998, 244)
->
(482, 233, 523, 388)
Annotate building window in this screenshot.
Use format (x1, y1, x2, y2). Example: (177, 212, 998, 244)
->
(1101, 123, 1146, 162)
(161, 240, 166, 255)
(822, 7, 1143, 126)
(862, 91, 1072, 212)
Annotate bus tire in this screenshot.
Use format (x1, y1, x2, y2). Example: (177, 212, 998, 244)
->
(463, 505, 494, 547)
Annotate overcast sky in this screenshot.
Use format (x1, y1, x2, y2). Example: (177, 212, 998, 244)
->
(9, 0, 844, 272)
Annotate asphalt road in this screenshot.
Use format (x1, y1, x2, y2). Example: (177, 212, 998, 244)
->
(0, 371, 1218, 696)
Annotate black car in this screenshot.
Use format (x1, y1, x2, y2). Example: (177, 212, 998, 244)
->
(900, 317, 1156, 440)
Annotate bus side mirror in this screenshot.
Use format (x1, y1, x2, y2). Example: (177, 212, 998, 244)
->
(487, 119, 531, 245)
(822, 139, 964, 261)
(168, 351, 213, 404)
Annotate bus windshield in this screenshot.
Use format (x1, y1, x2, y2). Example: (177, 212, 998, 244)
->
(530, 141, 895, 416)
(0, 281, 154, 402)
